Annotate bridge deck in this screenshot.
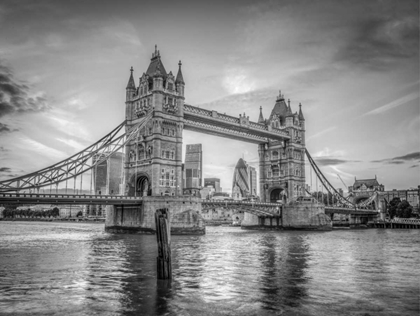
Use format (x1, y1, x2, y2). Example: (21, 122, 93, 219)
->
(324, 206, 378, 215)
(0, 193, 143, 205)
(0, 193, 379, 216)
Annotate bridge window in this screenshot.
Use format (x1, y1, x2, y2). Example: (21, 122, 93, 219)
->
(138, 145, 145, 160)
(273, 168, 279, 177)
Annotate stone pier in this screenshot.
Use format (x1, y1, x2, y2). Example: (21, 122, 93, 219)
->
(105, 196, 205, 235)
(241, 197, 332, 231)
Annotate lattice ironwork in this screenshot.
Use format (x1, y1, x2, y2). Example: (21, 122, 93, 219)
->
(356, 192, 378, 208)
(305, 149, 356, 208)
(0, 112, 153, 192)
(201, 200, 281, 217)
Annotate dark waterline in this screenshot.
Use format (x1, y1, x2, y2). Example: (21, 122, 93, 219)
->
(0, 221, 419, 316)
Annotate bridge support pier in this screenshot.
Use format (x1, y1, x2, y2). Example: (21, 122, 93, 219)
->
(241, 198, 332, 231)
(282, 200, 332, 230)
(105, 196, 205, 235)
(241, 212, 282, 230)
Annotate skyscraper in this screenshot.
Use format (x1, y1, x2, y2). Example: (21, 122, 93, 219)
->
(232, 158, 250, 200)
(232, 158, 258, 200)
(248, 166, 257, 197)
(204, 178, 221, 192)
(183, 144, 202, 196)
(93, 152, 124, 195)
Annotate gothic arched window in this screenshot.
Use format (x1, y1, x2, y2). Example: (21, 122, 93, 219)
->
(138, 145, 145, 161)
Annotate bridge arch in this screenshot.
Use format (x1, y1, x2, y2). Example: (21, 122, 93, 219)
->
(127, 172, 151, 197)
(268, 186, 287, 203)
(354, 196, 376, 209)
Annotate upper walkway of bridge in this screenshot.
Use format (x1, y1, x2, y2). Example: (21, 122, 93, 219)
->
(183, 104, 290, 143)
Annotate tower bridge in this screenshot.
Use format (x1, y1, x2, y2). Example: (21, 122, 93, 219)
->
(0, 46, 380, 232)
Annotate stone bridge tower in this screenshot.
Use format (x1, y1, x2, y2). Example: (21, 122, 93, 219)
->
(258, 91, 306, 203)
(124, 46, 185, 197)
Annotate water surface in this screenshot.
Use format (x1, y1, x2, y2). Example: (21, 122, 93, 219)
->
(0, 221, 419, 315)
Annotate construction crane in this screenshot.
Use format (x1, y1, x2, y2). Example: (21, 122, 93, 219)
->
(337, 174, 348, 190)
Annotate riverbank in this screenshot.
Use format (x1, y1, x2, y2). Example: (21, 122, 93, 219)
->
(0, 217, 105, 223)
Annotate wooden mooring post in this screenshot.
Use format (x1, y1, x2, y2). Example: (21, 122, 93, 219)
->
(155, 208, 172, 279)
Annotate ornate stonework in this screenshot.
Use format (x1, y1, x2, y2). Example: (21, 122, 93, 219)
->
(124, 46, 185, 197)
(258, 92, 306, 203)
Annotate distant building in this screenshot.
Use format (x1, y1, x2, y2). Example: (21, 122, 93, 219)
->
(348, 176, 384, 195)
(248, 166, 257, 197)
(211, 192, 230, 200)
(348, 176, 419, 212)
(232, 158, 249, 200)
(200, 186, 215, 199)
(381, 187, 419, 212)
(183, 144, 202, 196)
(231, 158, 258, 200)
(93, 152, 124, 195)
(204, 178, 221, 192)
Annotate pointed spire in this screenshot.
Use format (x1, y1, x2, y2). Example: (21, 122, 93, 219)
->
(286, 98, 293, 117)
(258, 106, 265, 123)
(298, 103, 305, 120)
(276, 90, 284, 101)
(176, 60, 185, 84)
(126, 66, 136, 90)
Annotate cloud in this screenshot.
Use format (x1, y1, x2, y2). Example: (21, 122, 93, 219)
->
(364, 92, 419, 116)
(0, 166, 21, 179)
(313, 158, 359, 166)
(195, 88, 278, 118)
(0, 63, 50, 117)
(409, 164, 419, 168)
(306, 126, 337, 142)
(372, 151, 420, 164)
(335, 13, 419, 70)
(392, 152, 420, 161)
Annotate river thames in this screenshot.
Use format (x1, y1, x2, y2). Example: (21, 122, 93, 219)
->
(0, 221, 419, 316)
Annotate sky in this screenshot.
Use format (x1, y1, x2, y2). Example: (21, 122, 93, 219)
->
(0, 0, 419, 194)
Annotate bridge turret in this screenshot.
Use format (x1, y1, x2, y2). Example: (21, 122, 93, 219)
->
(259, 92, 306, 203)
(258, 106, 264, 124)
(124, 46, 185, 198)
(126, 66, 136, 102)
(175, 60, 185, 97)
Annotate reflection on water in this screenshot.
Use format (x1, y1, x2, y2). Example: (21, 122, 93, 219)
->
(0, 222, 419, 316)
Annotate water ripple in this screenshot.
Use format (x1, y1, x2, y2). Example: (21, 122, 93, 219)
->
(0, 222, 419, 315)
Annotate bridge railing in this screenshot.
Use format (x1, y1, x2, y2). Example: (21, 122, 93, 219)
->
(184, 104, 289, 138)
(201, 199, 281, 207)
(390, 218, 420, 224)
(0, 192, 140, 200)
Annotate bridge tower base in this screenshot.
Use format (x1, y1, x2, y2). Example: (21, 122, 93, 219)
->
(282, 199, 332, 230)
(241, 198, 332, 231)
(105, 196, 205, 235)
